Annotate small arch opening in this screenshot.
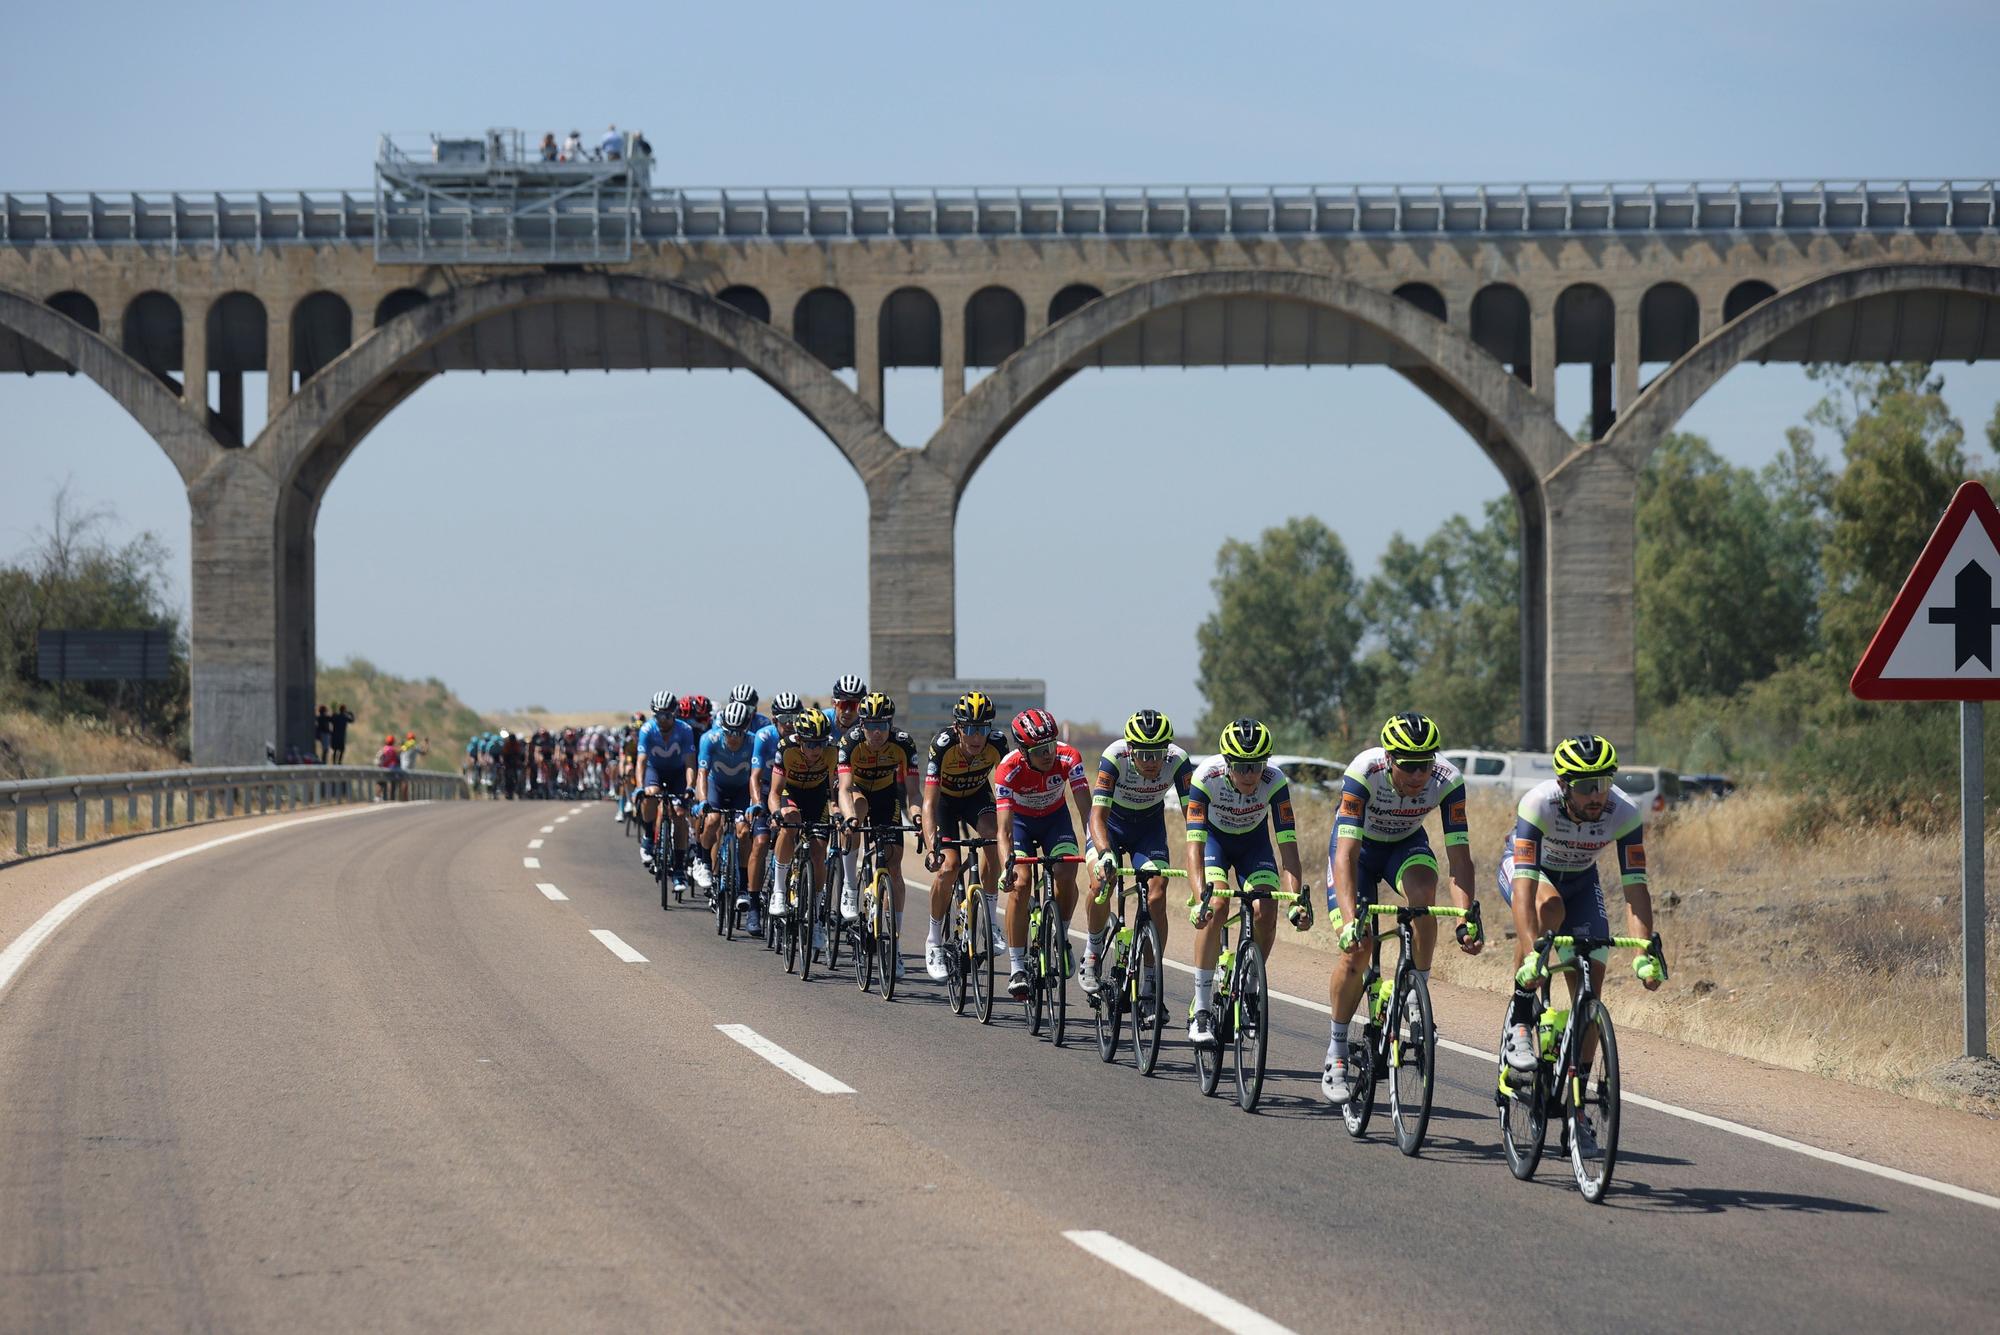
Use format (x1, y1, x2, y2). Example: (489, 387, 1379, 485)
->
(1556, 283, 1617, 438)
(717, 285, 770, 323)
(1723, 280, 1778, 324)
(47, 291, 99, 333)
(1470, 284, 1530, 382)
(1049, 284, 1103, 325)
(205, 292, 268, 444)
(793, 288, 855, 370)
(1393, 283, 1446, 322)
(879, 288, 941, 367)
(965, 286, 1026, 367)
(376, 288, 429, 328)
(292, 292, 354, 387)
(1639, 282, 1699, 388)
(122, 291, 184, 394)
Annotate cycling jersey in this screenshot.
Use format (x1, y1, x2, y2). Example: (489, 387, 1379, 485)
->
(1091, 739, 1195, 812)
(638, 717, 695, 770)
(698, 728, 758, 790)
(820, 706, 861, 739)
(1184, 758, 1296, 843)
(771, 741, 834, 792)
(1508, 780, 1647, 886)
(751, 722, 783, 772)
(1335, 747, 1469, 845)
(993, 744, 1087, 816)
(838, 726, 918, 792)
(925, 727, 1007, 797)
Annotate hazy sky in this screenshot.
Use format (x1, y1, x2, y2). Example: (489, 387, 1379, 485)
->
(4, 0, 1997, 733)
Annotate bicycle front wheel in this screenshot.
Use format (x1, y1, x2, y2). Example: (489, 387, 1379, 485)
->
(1389, 973, 1437, 1156)
(856, 880, 876, 993)
(946, 882, 969, 1016)
(1499, 1011, 1547, 1181)
(1570, 1000, 1622, 1203)
(875, 874, 899, 1002)
(1094, 921, 1124, 1064)
(969, 888, 995, 1025)
(1232, 941, 1269, 1112)
(799, 859, 819, 983)
(784, 864, 803, 975)
(1133, 921, 1165, 1076)
(1046, 894, 1068, 1047)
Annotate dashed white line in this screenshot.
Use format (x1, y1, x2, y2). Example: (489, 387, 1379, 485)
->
(591, 929, 647, 963)
(1063, 1231, 1293, 1335)
(527, 838, 544, 849)
(714, 1024, 855, 1094)
(570, 806, 585, 815)
(535, 883, 568, 901)
(555, 816, 569, 824)
(540, 825, 555, 833)
(523, 856, 540, 869)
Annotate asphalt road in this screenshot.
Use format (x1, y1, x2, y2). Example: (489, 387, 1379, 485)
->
(1, 799, 1994, 1333)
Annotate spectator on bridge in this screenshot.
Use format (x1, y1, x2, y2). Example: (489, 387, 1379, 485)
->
(314, 704, 332, 762)
(539, 132, 558, 162)
(562, 130, 584, 162)
(601, 125, 623, 161)
(329, 703, 355, 763)
(632, 130, 652, 160)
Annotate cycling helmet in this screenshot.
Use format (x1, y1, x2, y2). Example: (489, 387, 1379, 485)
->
(953, 690, 996, 726)
(650, 690, 676, 716)
(771, 690, 803, 718)
(1380, 711, 1441, 758)
(1011, 708, 1059, 748)
(791, 711, 830, 743)
(728, 683, 758, 707)
(1552, 734, 1619, 779)
(832, 674, 867, 702)
(1123, 708, 1173, 748)
(681, 693, 711, 718)
(720, 700, 753, 731)
(1218, 718, 1274, 763)
(858, 692, 896, 722)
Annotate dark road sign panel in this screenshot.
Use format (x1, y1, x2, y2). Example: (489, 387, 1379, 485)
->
(36, 628, 174, 683)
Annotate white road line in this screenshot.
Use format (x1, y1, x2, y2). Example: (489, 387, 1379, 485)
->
(570, 806, 585, 815)
(535, 883, 568, 901)
(540, 825, 555, 833)
(555, 816, 569, 824)
(714, 1023, 856, 1094)
(1063, 1231, 1293, 1335)
(975, 884, 2000, 1215)
(591, 929, 647, 963)
(523, 857, 540, 869)
(527, 838, 544, 849)
(0, 804, 404, 1001)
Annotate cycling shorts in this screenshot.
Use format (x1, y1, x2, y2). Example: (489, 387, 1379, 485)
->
(1498, 855, 1611, 952)
(1330, 828, 1438, 912)
(860, 786, 908, 846)
(1093, 803, 1170, 871)
(781, 784, 831, 824)
(1203, 825, 1279, 891)
(708, 782, 767, 832)
(936, 789, 996, 837)
(1009, 806, 1079, 859)
(644, 761, 688, 794)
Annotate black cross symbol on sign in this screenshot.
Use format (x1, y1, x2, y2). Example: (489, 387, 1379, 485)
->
(1928, 560, 2000, 670)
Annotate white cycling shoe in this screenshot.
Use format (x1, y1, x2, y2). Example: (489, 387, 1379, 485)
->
(767, 888, 788, 917)
(1187, 1009, 1218, 1047)
(1504, 1024, 1540, 1073)
(840, 885, 859, 922)
(925, 945, 950, 982)
(1321, 1055, 1357, 1104)
(691, 862, 714, 891)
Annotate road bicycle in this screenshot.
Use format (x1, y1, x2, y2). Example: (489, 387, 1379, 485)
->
(1010, 852, 1085, 1045)
(709, 804, 759, 941)
(1497, 929, 1668, 1203)
(849, 820, 922, 1000)
(652, 793, 693, 910)
(1334, 900, 1482, 1155)
(930, 835, 998, 1022)
(1188, 878, 1313, 1112)
(785, 816, 843, 982)
(1089, 860, 1186, 1073)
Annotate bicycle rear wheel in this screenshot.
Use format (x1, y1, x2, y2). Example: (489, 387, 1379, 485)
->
(1570, 1000, 1621, 1203)
(784, 863, 803, 974)
(1094, 920, 1124, 1064)
(1133, 921, 1164, 1076)
(1499, 1011, 1547, 1181)
(969, 888, 994, 1025)
(1389, 973, 1437, 1156)
(946, 881, 969, 1015)
(1232, 942, 1269, 1112)
(722, 834, 741, 941)
(876, 873, 899, 1002)
(824, 857, 843, 972)
(1046, 893, 1068, 1047)
(856, 885, 876, 994)
(799, 858, 819, 983)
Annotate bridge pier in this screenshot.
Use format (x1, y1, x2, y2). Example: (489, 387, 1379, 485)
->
(866, 451, 958, 702)
(188, 452, 283, 765)
(1540, 446, 1638, 749)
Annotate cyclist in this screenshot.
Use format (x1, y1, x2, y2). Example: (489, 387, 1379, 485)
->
(1321, 712, 1484, 1104)
(637, 692, 696, 883)
(1183, 719, 1311, 1047)
(728, 683, 772, 734)
(697, 699, 770, 932)
(992, 708, 1092, 1001)
(1084, 708, 1195, 999)
(821, 674, 867, 739)
(680, 694, 714, 742)
(532, 728, 557, 798)
(617, 713, 642, 821)
(1499, 734, 1662, 1156)
(751, 692, 805, 805)
(836, 694, 921, 976)
(920, 690, 1009, 981)
(766, 710, 836, 949)
(499, 729, 526, 799)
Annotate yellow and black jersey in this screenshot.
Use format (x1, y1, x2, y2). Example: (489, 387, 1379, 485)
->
(837, 726, 917, 792)
(924, 727, 1006, 797)
(772, 741, 834, 791)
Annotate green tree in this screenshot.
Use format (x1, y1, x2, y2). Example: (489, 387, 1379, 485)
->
(1356, 496, 1521, 748)
(1195, 516, 1364, 743)
(1635, 433, 1819, 710)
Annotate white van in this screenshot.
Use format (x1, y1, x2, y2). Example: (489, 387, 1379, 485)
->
(1439, 749, 1558, 794)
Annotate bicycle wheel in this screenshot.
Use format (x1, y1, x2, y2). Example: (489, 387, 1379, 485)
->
(798, 858, 818, 982)
(1499, 1011, 1547, 1181)
(1232, 941, 1269, 1112)
(784, 863, 803, 974)
(876, 873, 899, 1002)
(1046, 892, 1068, 1046)
(969, 887, 995, 1025)
(823, 856, 843, 972)
(1389, 973, 1437, 1156)
(1094, 919, 1124, 1064)
(1132, 921, 1165, 1076)
(1570, 1000, 1622, 1203)
(1027, 900, 1045, 1036)
(946, 880, 969, 1015)
(657, 829, 672, 912)
(722, 834, 740, 942)
(856, 879, 876, 993)
(1195, 1000, 1223, 1097)
(711, 840, 727, 937)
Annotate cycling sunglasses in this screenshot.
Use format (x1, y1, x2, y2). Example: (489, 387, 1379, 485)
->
(1129, 748, 1168, 763)
(1565, 776, 1612, 795)
(1025, 741, 1057, 760)
(1390, 756, 1434, 774)
(1227, 759, 1264, 776)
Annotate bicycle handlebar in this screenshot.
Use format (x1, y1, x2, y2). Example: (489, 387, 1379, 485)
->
(1006, 853, 1085, 868)
(1091, 862, 1188, 905)
(1531, 930, 1670, 981)
(932, 835, 997, 849)
(1186, 881, 1313, 928)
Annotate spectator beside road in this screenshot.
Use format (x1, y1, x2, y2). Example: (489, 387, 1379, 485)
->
(328, 703, 355, 763)
(314, 705, 332, 762)
(400, 732, 426, 777)
(376, 733, 402, 800)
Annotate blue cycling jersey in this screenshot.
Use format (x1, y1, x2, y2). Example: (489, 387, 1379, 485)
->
(699, 726, 758, 788)
(639, 717, 695, 770)
(752, 723, 782, 771)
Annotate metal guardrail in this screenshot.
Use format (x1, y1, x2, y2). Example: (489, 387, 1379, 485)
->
(5, 180, 1996, 250)
(2, 765, 469, 857)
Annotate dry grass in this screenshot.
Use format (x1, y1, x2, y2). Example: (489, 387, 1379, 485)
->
(0, 710, 184, 783)
(1255, 785, 2000, 1112)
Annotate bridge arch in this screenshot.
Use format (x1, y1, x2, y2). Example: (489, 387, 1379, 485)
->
(1607, 263, 2000, 462)
(0, 285, 223, 485)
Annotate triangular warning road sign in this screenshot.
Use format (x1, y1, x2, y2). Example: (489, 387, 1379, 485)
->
(1851, 480, 2000, 701)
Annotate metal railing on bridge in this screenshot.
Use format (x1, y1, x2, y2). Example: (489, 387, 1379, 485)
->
(6, 180, 1996, 253)
(2, 765, 469, 858)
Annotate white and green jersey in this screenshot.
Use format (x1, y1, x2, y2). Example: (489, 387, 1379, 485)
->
(1509, 779, 1647, 885)
(1091, 740, 1196, 811)
(1335, 747, 1469, 845)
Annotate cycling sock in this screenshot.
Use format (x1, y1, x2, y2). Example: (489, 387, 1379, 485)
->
(1331, 1020, 1348, 1049)
(1009, 946, 1027, 972)
(894, 910, 904, 932)
(1510, 987, 1537, 1026)
(1086, 929, 1106, 963)
(927, 917, 944, 946)
(1193, 969, 1215, 1012)
(1414, 968, 1430, 988)
(775, 860, 791, 886)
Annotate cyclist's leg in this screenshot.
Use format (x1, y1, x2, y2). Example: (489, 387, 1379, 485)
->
(871, 788, 907, 915)
(1331, 836, 1391, 1024)
(1004, 811, 1043, 951)
(1392, 835, 1442, 968)
(1042, 806, 1081, 923)
(928, 797, 967, 927)
(1555, 867, 1612, 1064)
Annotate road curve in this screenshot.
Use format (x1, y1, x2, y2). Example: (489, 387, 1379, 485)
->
(0, 800, 1993, 1333)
